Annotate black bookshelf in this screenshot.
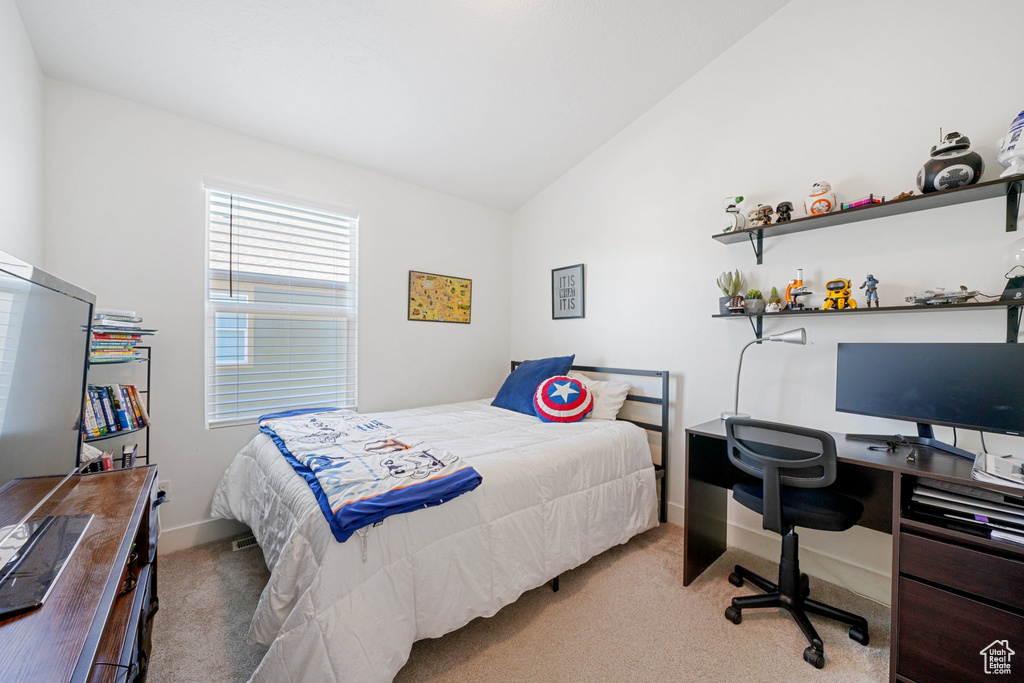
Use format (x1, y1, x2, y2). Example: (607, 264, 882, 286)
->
(83, 345, 152, 468)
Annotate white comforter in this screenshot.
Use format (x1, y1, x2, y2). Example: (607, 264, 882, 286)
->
(211, 399, 658, 682)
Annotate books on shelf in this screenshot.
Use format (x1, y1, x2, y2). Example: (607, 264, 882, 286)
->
(89, 308, 157, 362)
(83, 383, 151, 438)
(907, 479, 1024, 547)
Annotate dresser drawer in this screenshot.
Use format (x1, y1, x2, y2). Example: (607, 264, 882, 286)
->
(900, 531, 1024, 611)
(898, 578, 1024, 682)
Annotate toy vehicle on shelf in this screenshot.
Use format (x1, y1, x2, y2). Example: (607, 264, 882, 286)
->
(905, 286, 979, 305)
(823, 278, 857, 310)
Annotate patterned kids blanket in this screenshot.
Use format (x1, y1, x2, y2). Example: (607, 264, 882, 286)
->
(258, 407, 483, 543)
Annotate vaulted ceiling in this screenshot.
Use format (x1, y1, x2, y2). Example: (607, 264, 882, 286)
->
(16, 0, 787, 211)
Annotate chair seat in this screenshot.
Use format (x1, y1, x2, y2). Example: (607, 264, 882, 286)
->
(733, 482, 863, 532)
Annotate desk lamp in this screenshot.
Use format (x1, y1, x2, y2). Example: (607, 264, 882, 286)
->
(721, 328, 807, 420)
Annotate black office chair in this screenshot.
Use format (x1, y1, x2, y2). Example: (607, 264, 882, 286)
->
(722, 418, 869, 669)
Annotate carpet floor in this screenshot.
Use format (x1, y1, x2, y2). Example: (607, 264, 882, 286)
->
(151, 525, 890, 681)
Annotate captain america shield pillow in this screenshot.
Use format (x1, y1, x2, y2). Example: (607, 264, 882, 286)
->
(533, 376, 594, 423)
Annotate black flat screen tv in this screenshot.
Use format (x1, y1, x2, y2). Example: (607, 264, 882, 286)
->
(836, 342, 1024, 457)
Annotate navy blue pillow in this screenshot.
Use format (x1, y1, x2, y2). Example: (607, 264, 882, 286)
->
(492, 355, 575, 415)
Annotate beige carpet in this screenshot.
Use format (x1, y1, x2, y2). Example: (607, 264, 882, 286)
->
(151, 525, 890, 682)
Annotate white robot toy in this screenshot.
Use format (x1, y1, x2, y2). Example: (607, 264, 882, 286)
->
(804, 182, 837, 216)
(997, 110, 1024, 178)
(722, 196, 748, 233)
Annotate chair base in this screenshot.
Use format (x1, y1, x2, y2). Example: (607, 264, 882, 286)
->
(723, 531, 869, 669)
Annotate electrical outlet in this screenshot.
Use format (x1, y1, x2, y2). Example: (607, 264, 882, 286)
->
(159, 479, 172, 503)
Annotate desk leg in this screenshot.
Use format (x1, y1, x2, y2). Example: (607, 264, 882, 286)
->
(683, 432, 730, 585)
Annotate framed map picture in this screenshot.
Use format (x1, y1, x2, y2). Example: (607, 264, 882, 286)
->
(552, 263, 584, 319)
(408, 271, 472, 324)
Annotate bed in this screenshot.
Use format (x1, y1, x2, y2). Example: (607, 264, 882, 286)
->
(211, 364, 669, 682)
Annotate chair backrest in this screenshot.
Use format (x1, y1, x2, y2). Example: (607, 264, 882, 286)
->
(725, 417, 838, 534)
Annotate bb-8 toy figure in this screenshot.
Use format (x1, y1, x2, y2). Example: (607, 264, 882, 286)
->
(804, 181, 837, 216)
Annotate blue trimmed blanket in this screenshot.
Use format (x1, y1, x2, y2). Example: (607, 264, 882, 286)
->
(259, 407, 483, 543)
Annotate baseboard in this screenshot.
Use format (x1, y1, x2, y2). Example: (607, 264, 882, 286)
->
(727, 521, 891, 606)
(663, 501, 891, 606)
(158, 517, 250, 554)
(665, 501, 685, 527)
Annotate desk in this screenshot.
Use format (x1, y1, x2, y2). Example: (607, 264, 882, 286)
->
(684, 419, 1024, 683)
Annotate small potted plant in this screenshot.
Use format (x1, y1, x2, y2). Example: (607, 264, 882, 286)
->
(744, 289, 764, 314)
(766, 286, 783, 312)
(716, 270, 744, 315)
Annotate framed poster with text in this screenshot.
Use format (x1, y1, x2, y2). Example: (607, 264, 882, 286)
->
(551, 263, 584, 320)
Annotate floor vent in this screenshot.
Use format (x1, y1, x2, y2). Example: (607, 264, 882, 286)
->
(231, 536, 258, 551)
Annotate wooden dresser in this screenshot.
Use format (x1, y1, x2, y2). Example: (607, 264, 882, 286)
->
(0, 466, 159, 682)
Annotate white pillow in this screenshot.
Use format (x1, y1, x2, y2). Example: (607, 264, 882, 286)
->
(568, 371, 630, 421)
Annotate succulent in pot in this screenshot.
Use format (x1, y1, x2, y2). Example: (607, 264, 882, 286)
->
(717, 270, 744, 315)
(744, 289, 765, 314)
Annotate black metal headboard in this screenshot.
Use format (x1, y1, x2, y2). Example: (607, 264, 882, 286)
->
(510, 361, 670, 523)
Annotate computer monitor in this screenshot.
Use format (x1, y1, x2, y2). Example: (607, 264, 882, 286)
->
(835, 343, 1024, 458)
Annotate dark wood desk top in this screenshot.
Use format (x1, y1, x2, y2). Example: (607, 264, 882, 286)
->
(686, 419, 1023, 498)
(0, 467, 156, 683)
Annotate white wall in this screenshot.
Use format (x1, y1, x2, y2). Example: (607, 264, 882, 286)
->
(510, 0, 1024, 604)
(43, 80, 511, 548)
(0, 0, 44, 263)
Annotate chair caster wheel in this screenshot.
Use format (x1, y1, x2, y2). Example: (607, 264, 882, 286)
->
(803, 647, 825, 669)
(849, 626, 869, 646)
(724, 606, 742, 624)
(800, 573, 810, 598)
(728, 572, 743, 587)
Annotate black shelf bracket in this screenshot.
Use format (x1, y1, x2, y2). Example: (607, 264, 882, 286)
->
(1008, 305, 1021, 343)
(748, 314, 763, 339)
(1008, 179, 1022, 232)
(747, 229, 763, 265)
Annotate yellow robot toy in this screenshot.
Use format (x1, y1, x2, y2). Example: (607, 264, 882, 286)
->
(823, 278, 858, 310)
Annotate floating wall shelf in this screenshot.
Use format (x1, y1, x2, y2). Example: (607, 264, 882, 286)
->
(715, 300, 1024, 343)
(713, 175, 1023, 264)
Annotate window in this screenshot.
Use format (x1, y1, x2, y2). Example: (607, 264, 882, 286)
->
(212, 293, 249, 366)
(205, 182, 358, 427)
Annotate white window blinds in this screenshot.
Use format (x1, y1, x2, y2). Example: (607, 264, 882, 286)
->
(205, 184, 358, 427)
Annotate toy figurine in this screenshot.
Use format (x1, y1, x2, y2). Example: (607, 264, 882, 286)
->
(722, 196, 748, 233)
(727, 294, 746, 314)
(823, 278, 858, 310)
(997, 110, 1024, 178)
(860, 274, 879, 308)
(748, 203, 772, 227)
(804, 182, 837, 216)
(747, 207, 760, 227)
(775, 201, 794, 222)
(891, 190, 915, 201)
(917, 130, 985, 193)
(785, 268, 813, 310)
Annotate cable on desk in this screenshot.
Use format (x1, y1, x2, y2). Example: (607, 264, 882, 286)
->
(953, 427, 957, 447)
(980, 432, 988, 454)
(93, 661, 136, 682)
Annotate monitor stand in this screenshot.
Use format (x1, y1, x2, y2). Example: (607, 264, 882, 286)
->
(0, 514, 93, 619)
(846, 423, 977, 461)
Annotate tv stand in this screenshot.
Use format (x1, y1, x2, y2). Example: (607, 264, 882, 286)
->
(846, 423, 977, 461)
(0, 467, 160, 681)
